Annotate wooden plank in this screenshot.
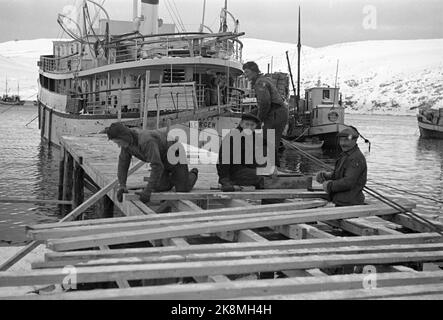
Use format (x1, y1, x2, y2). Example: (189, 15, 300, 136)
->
(2, 252, 443, 289)
(26, 202, 331, 240)
(32, 243, 443, 269)
(240, 283, 443, 300)
(99, 246, 130, 289)
(125, 190, 328, 201)
(3, 271, 443, 300)
(385, 213, 443, 233)
(151, 199, 231, 284)
(28, 200, 327, 231)
(219, 198, 324, 277)
(46, 203, 416, 251)
(44, 232, 443, 263)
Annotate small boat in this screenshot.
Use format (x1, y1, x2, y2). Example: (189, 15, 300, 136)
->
(287, 139, 324, 150)
(0, 78, 25, 106)
(417, 107, 443, 139)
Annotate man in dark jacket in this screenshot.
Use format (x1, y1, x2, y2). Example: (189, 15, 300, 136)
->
(107, 122, 198, 203)
(316, 127, 367, 206)
(243, 61, 289, 167)
(217, 113, 265, 192)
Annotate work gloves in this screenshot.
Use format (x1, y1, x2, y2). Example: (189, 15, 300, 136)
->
(220, 179, 242, 192)
(116, 186, 128, 203)
(315, 171, 333, 184)
(322, 181, 332, 193)
(136, 187, 152, 204)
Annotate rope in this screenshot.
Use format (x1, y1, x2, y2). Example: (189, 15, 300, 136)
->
(281, 138, 443, 236)
(367, 181, 443, 205)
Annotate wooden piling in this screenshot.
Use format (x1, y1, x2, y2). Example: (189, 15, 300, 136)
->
(73, 158, 85, 209)
(40, 106, 45, 138)
(62, 151, 74, 214)
(57, 147, 65, 213)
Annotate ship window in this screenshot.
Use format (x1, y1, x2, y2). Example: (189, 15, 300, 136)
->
(112, 79, 114, 85)
(105, 80, 107, 86)
(123, 76, 126, 84)
(63, 80, 66, 87)
(323, 90, 330, 99)
(117, 78, 120, 85)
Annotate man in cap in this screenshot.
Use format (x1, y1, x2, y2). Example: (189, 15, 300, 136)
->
(243, 61, 289, 168)
(107, 122, 198, 203)
(315, 126, 367, 206)
(217, 113, 266, 192)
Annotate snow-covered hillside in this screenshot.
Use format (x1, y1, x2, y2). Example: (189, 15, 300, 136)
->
(243, 38, 443, 115)
(0, 39, 54, 100)
(1, 38, 442, 114)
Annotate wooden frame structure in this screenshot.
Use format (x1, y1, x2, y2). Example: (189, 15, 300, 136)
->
(1, 135, 442, 300)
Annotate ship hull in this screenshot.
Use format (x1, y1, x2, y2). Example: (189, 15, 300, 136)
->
(0, 101, 25, 106)
(418, 121, 443, 139)
(38, 100, 240, 147)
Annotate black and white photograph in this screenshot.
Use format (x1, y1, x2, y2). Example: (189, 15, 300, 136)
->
(0, 0, 442, 304)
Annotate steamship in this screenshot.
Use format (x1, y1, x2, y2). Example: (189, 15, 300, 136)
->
(37, 0, 248, 146)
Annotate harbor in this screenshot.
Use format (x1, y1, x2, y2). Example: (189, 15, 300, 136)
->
(1, 129, 443, 299)
(0, 0, 442, 304)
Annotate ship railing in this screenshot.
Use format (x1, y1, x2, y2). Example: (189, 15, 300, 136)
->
(70, 82, 201, 116)
(39, 54, 82, 73)
(110, 32, 244, 64)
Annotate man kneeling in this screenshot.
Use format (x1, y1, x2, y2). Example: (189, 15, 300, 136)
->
(217, 113, 265, 192)
(107, 122, 198, 203)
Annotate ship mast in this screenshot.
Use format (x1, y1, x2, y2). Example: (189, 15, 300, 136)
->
(223, 0, 228, 32)
(296, 6, 301, 114)
(199, 0, 206, 32)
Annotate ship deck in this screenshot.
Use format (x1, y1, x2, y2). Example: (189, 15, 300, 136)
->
(1, 134, 443, 300)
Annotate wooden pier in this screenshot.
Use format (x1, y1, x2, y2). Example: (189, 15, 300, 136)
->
(1, 133, 443, 300)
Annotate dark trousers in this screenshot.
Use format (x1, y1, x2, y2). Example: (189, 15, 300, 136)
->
(155, 164, 198, 192)
(229, 167, 264, 189)
(263, 106, 289, 167)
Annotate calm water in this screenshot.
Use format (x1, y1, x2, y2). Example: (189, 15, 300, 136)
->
(0, 104, 442, 246)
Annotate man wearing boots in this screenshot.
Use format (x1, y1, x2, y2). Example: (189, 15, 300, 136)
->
(107, 122, 198, 203)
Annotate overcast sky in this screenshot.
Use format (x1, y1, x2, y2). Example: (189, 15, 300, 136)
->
(0, 0, 442, 47)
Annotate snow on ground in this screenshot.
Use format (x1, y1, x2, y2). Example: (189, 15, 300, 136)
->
(1, 37, 442, 114)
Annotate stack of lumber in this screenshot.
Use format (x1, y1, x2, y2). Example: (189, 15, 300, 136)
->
(25, 200, 415, 252)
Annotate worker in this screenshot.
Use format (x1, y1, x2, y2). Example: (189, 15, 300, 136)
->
(107, 122, 199, 203)
(243, 61, 289, 167)
(217, 113, 265, 192)
(315, 127, 367, 206)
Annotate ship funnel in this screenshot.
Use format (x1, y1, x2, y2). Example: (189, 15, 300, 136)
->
(140, 0, 159, 35)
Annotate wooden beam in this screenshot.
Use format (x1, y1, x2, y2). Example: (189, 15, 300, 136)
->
(59, 161, 145, 222)
(0, 159, 144, 272)
(125, 190, 328, 201)
(73, 160, 85, 208)
(2, 252, 443, 287)
(46, 203, 416, 251)
(240, 283, 443, 300)
(384, 213, 443, 234)
(32, 242, 443, 270)
(62, 152, 74, 212)
(4, 271, 443, 300)
(28, 200, 327, 231)
(44, 232, 443, 263)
